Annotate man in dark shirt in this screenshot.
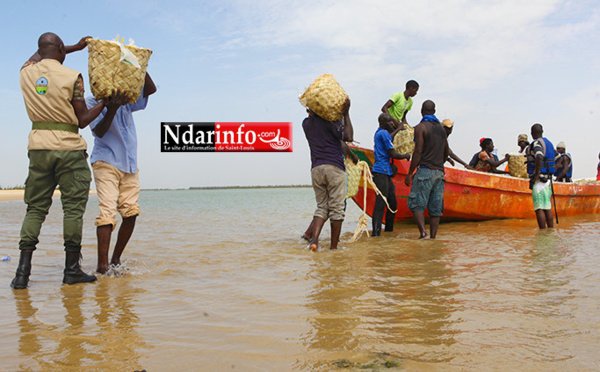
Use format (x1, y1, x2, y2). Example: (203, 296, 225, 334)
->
(302, 99, 353, 251)
(404, 100, 449, 239)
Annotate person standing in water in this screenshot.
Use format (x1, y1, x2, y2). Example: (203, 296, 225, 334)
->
(302, 99, 354, 251)
(86, 73, 157, 274)
(12, 33, 107, 289)
(527, 123, 556, 229)
(405, 100, 449, 239)
(371, 113, 411, 236)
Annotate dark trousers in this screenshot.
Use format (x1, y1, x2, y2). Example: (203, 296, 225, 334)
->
(372, 172, 397, 235)
(19, 150, 91, 252)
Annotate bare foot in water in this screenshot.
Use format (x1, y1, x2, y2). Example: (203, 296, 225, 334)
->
(419, 232, 428, 239)
(96, 265, 109, 274)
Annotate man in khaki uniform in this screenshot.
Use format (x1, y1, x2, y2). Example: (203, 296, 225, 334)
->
(11, 32, 109, 289)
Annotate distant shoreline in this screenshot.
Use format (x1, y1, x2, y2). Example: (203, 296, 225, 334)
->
(187, 185, 311, 191)
(1, 186, 311, 201)
(0, 189, 97, 202)
(141, 185, 311, 191)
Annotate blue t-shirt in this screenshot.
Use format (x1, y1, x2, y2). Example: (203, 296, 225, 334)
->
(86, 92, 148, 173)
(302, 114, 345, 170)
(372, 127, 394, 176)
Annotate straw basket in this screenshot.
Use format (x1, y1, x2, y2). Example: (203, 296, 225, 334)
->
(345, 158, 361, 198)
(393, 124, 415, 155)
(87, 39, 152, 103)
(299, 74, 348, 122)
(508, 154, 528, 178)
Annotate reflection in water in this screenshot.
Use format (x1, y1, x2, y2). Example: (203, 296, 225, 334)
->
(515, 230, 576, 362)
(305, 252, 367, 353)
(366, 243, 458, 357)
(303, 240, 458, 368)
(15, 291, 42, 369)
(13, 279, 147, 370)
(93, 278, 147, 370)
(53, 285, 89, 368)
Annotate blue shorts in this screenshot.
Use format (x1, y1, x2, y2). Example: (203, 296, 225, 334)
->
(408, 167, 445, 216)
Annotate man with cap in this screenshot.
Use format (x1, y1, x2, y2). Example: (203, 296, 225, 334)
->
(506, 134, 530, 175)
(517, 134, 530, 153)
(442, 119, 473, 169)
(12, 32, 110, 289)
(554, 142, 573, 182)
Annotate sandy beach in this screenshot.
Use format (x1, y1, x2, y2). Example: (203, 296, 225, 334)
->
(0, 189, 96, 202)
(0, 190, 29, 202)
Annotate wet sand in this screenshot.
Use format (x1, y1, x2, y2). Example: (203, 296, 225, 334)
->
(1, 189, 599, 370)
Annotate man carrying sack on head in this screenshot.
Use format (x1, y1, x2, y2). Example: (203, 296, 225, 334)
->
(86, 73, 156, 274)
(12, 32, 111, 289)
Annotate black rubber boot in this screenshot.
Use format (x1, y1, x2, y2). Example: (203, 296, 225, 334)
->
(11, 250, 33, 289)
(63, 251, 97, 285)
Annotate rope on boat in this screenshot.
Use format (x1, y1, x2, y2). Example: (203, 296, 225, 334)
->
(347, 160, 396, 243)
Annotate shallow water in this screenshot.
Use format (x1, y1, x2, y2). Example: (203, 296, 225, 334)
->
(1, 188, 599, 370)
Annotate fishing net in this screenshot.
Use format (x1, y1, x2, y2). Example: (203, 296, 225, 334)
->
(507, 154, 528, 178)
(299, 74, 348, 122)
(347, 161, 396, 243)
(87, 38, 152, 103)
(345, 157, 362, 199)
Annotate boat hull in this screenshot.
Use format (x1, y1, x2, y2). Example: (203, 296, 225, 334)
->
(350, 146, 600, 221)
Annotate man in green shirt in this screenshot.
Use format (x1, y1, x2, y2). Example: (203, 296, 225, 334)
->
(381, 80, 419, 129)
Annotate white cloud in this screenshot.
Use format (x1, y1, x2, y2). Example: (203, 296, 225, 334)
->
(224, 0, 597, 93)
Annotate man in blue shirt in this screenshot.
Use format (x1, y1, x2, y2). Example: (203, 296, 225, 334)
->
(372, 113, 411, 236)
(86, 73, 156, 274)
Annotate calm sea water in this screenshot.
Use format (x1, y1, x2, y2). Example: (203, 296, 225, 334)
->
(1, 188, 599, 370)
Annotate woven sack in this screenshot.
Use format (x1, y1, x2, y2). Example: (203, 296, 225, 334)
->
(393, 124, 415, 155)
(508, 154, 528, 178)
(345, 158, 362, 198)
(88, 39, 152, 103)
(299, 74, 348, 122)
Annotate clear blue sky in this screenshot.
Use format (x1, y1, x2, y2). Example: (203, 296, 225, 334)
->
(1, 0, 599, 188)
